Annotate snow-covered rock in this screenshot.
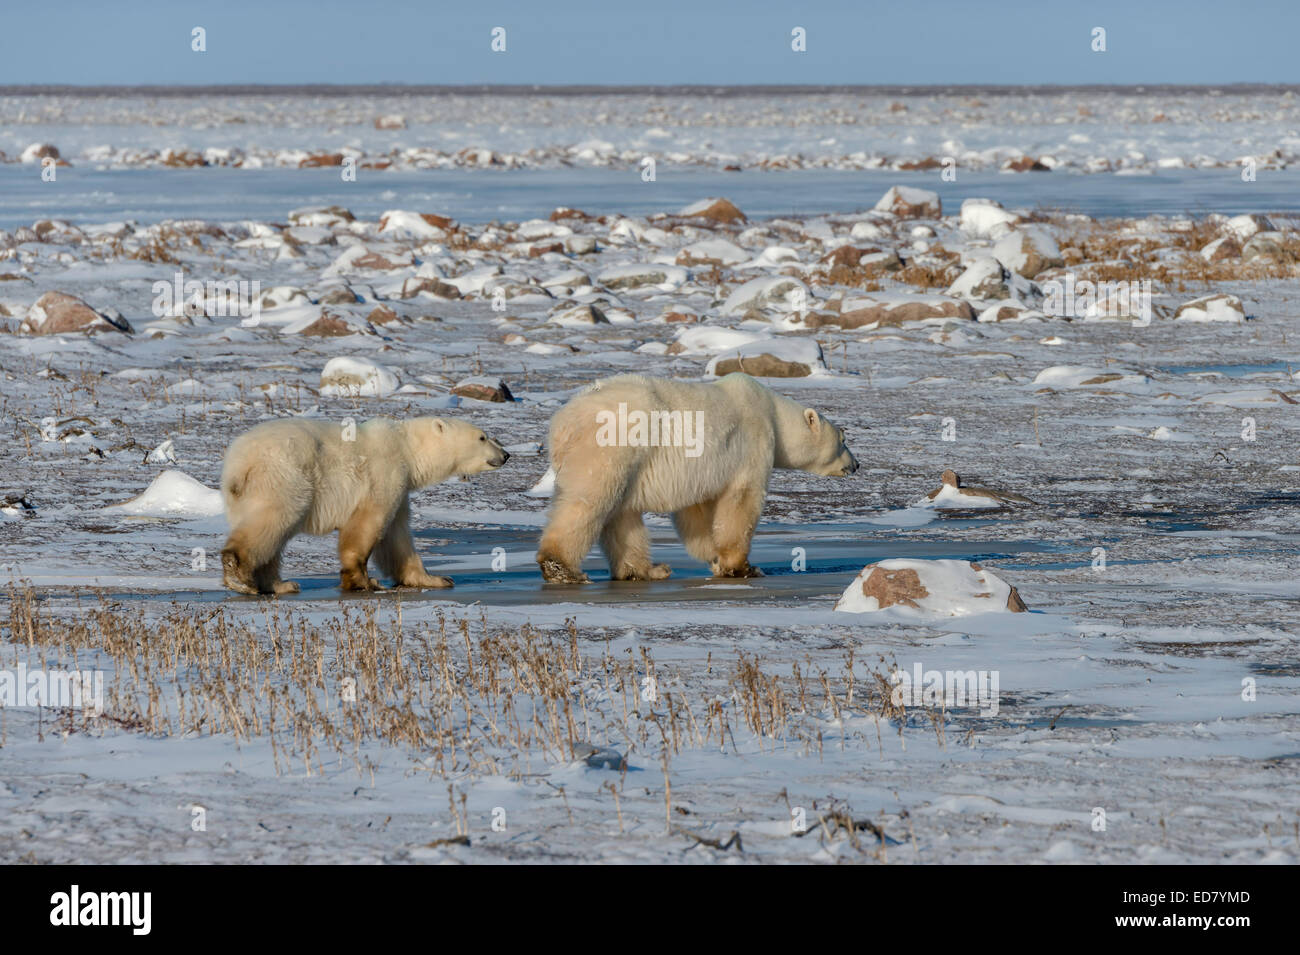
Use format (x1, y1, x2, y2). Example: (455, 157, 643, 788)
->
(19, 291, 132, 335)
(810, 293, 973, 329)
(992, 228, 1063, 279)
(719, 276, 809, 315)
(873, 185, 941, 219)
(706, 338, 828, 378)
(676, 238, 748, 267)
(946, 257, 1011, 300)
(596, 263, 689, 291)
(960, 198, 1019, 237)
(678, 198, 746, 224)
(319, 357, 400, 397)
(835, 559, 1028, 616)
(1174, 293, 1246, 323)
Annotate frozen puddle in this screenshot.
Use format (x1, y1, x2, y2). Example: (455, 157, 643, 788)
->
(69, 520, 1072, 607)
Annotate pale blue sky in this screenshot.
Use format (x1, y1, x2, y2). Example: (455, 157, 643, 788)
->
(1, 0, 1296, 86)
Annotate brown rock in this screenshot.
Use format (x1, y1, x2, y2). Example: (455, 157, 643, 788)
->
(809, 297, 974, 329)
(451, 378, 515, 403)
(683, 198, 746, 225)
(529, 241, 565, 258)
(351, 251, 409, 271)
(367, 305, 399, 325)
(296, 313, 357, 337)
(1002, 156, 1050, 172)
(420, 213, 457, 231)
(317, 285, 360, 305)
(19, 291, 131, 335)
(712, 353, 813, 378)
(550, 207, 591, 222)
(160, 149, 207, 168)
(662, 311, 699, 323)
(400, 276, 461, 300)
(299, 153, 345, 168)
(820, 245, 880, 267)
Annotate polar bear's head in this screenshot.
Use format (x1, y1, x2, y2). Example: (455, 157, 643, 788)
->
(782, 407, 859, 477)
(405, 417, 510, 485)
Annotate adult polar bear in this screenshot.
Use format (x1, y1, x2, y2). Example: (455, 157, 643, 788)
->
(221, 417, 509, 595)
(537, 373, 858, 583)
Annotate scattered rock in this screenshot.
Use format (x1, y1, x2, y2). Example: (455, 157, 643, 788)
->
(1174, 293, 1246, 323)
(720, 276, 809, 315)
(19, 291, 132, 335)
(808, 293, 973, 329)
(451, 376, 515, 403)
(320, 357, 400, 397)
(400, 276, 462, 300)
(549, 303, 609, 326)
(873, 185, 941, 219)
(678, 198, 746, 225)
(946, 257, 1012, 300)
(707, 338, 827, 378)
(992, 228, 1063, 279)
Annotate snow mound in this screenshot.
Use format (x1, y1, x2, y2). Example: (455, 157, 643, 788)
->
(525, 467, 556, 498)
(1032, 365, 1150, 390)
(106, 470, 224, 518)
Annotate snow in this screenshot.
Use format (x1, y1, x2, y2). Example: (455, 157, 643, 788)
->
(104, 470, 225, 518)
(3, 87, 1300, 865)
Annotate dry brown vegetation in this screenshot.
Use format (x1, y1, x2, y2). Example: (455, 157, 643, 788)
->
(2, 588, 913, 782)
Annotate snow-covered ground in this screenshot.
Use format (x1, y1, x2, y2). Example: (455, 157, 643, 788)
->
(4, 86, 1299, 174)
(2, 92, 1299, 863)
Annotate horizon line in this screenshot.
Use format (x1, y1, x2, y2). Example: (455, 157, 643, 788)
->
(2, 82, 1297, 97)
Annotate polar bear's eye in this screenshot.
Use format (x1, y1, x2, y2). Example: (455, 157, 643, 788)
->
(479, 435, 486, 441)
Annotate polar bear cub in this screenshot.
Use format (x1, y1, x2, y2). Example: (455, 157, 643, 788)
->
(536, 373, 857, 583)
(220, 416, 509, 595)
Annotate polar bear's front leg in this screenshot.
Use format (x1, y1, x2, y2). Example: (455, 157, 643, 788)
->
(338, 505, 389, 592)
(372, 498, 454, 589)
(672, 500, 718, 565)
(600, 509, 671, 581)
(708, 484, 766, 579)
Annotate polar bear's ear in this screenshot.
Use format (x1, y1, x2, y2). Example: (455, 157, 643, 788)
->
(432, 419, 445, 432)
(803, 408, 821, 433)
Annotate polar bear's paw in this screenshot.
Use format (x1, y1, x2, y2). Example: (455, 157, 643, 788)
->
(341, 571, 387, 592)
(539, 558, 590, 584)
(271, 580, 300, 595)
(710, 559, 765, 579)
(611, 562, 673, 582)
(400, 573, 454, 590)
